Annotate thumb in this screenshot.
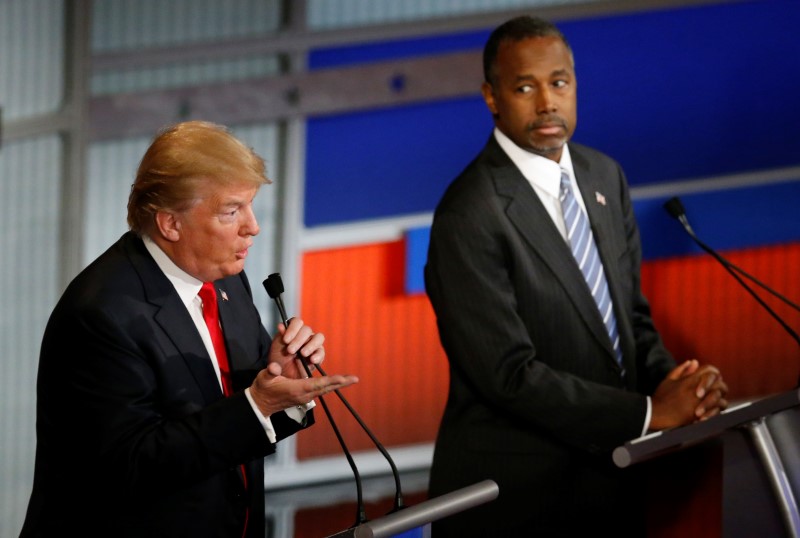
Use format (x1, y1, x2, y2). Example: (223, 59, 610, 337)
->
(265, 362, 283, 377)
(667, 359, 697, 380)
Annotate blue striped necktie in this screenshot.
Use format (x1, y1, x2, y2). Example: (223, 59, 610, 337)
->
(559, 170, 623, 367)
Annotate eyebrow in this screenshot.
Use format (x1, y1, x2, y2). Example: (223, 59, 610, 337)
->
(512, 67, 572, 82)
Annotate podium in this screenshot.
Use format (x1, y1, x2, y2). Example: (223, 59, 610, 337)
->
(325, 479, 499, 538)
(614, 388, 800, 537)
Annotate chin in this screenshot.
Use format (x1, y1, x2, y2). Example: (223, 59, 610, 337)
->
(220, 264, 245, 278)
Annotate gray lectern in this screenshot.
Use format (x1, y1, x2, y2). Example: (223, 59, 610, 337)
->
(325, 479, 499, 538)
(614, 388, 800, 538)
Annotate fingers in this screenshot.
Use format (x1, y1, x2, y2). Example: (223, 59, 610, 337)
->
(250, 370, 358, 416)
(299, 333, 326, 363)
(695, 373, 715, 399)
(266, 362, 282, 377)
(651, 361, 728, 430)
(280, 318, 326, 363)
(696, 394, 729, 420)
(667, 359, 698, 380)
(306, 374, 359, 396)
(291, 375, 360, 408)
(694, 365, 723, 398)
(693, 366, 728, 419)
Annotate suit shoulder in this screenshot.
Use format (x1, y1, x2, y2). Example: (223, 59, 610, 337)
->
(569, 142, 623, 172)
(434, 147, 509, 215)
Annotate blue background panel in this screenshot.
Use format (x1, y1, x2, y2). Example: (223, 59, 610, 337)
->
(635, 179, 800, 260)
(305, 0, 800, 227)
(305, 98, 491, 226)
(405, 226, 431, 294)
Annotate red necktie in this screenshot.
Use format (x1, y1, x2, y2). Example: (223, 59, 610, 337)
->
(198, 282, 250, 536)
(198, 282, 234, 396)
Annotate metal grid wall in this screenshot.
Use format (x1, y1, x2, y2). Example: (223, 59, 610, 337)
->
(307, 0, 595, 28)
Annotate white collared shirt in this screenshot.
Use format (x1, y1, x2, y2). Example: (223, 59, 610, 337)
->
(493, 127, 587, 243)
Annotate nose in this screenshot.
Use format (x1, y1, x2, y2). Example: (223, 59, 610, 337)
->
(241, 204, 260, 237)
(536, 86, 556, 114)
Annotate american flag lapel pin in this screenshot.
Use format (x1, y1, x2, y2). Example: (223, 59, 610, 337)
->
(220, 290, 229, 301)
(595, 191, 607, 206)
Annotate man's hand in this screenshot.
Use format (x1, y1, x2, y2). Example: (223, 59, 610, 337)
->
(248, 361, 359, 417)
(250, 317, 358, 417)
(650, 360, 729, 431)
(268, 317, 325, 379)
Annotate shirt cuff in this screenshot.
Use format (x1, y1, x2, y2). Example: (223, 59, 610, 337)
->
(245, 387, 278, 443)
(244, 388, 316, 443)
(642, 396, 653, 436)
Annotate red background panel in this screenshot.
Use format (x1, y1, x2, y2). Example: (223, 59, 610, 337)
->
(298, 239, 800, 459)
(643, 242, 800, 400)
(299, 240, 449, 460)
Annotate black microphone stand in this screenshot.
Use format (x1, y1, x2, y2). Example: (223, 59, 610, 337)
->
(664, 197, 800, 315)
(263, 273, 406, 521)
(664, 197, 800, 385)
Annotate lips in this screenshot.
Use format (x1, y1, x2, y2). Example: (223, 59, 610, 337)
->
(236, 243, 253, 259)
(530, 116, 567, 135)
(531, 117, 566, 133)
(534, 124, 564, 136)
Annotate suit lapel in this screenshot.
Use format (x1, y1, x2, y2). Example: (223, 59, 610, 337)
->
(572, 150, 630, 367)
(124, 234, 225, 403)
(486, 140, 617, 363)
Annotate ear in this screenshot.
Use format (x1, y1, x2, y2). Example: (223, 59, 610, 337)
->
(154, 211, 181, 242)
(481, 81, 498, 116)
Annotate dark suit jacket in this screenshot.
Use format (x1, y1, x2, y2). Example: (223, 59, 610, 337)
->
(21, 232, 312, 538)
(424, 136, 675, 536)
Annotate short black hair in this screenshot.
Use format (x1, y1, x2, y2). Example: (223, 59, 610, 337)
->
(483, 15, 572, 84)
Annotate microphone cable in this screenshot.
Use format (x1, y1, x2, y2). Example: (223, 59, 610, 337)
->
(664, 197, 800, 315)
(263, 273, 406, 518)
(263, 273, 367, 527)
(664, 197, 800, 385)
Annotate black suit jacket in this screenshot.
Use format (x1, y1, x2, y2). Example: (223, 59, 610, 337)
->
(425, 137, 675, 536)
(21, 232, 312, 537)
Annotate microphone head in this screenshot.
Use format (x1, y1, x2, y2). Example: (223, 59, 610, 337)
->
(263, 273, 284, 298)
(663, 197, 686, 220)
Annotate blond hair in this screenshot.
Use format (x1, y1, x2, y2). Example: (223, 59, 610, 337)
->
(127, 120, 270, 235)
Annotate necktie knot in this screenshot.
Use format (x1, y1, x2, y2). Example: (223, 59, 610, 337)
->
(559, 170, 571, 202)
(199, 281, 216, 306)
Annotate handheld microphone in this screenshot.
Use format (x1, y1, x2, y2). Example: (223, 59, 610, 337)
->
(263, 273, 406, 519)
(663, 197, 800, 355)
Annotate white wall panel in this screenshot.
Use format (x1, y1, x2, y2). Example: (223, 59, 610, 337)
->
(0, 135, 62, 538)
(0, 0, 64, 120)
(0, 1, 66, 534)
(84, 136, 151, 264)
(92, 0, 283, 51)
(307, 0, 598, 28)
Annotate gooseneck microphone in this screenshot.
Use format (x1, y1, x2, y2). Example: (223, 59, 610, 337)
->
(663, 197, 800, 356)
(263, 273, 406, 522)
(263, 273, 367, 526)
(664, 197, 800, 314)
